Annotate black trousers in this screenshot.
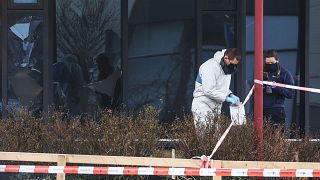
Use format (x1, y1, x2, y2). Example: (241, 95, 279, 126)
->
(264, 107, 286, 125)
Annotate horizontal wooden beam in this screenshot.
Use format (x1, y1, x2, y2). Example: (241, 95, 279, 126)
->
(66, 154, 202, 167)
(0, 152, 202, 167)
(0, 151, 59, 163)
(1, 152, 320, 169)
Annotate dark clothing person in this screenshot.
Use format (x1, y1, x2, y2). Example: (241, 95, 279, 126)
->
(264, 107, 286, 125)
(53, 54, 83, 116)
(94, 53, 114, 109)
(263, 49, 294, 125)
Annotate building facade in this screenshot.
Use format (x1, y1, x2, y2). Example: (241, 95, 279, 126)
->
(1, 0, 319, 135)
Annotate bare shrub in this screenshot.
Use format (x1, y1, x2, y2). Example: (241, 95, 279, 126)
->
(1, 106, 320, 164)
(0, 106, 163, 158)
(170, 114, 256, 161)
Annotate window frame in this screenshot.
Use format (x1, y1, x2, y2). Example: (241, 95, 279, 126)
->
(8, 0, 43, 10)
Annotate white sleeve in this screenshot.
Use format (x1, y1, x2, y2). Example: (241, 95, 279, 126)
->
(200, 64, 228, 102)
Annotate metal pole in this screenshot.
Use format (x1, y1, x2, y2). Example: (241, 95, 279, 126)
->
(254, 0, 264, 160)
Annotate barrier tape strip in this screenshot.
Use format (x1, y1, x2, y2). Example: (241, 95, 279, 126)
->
(199, 85, 255, 167)
(254, 79, 320, 93)
(1, 165, 320, 177)
(242, 85, 255, 106)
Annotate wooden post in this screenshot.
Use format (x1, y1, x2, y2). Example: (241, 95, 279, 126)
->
(212, 160, 222, 180)
(171, 149, 176, 180)
(294, 151, 299, 162)
(56, 155, 66, 180)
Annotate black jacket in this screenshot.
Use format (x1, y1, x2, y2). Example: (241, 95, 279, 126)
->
(263, 66, 294, 108)
(53, 54, 83, 115)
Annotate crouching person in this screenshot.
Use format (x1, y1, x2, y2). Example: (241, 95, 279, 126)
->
(191, 48, 242, 134)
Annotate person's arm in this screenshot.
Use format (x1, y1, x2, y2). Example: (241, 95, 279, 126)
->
(200, 64, 228, 102)
(272, 70, 294, 99)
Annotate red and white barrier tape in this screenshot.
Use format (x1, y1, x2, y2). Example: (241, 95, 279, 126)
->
(254, 79, 320, 93)
(199, 85, 255, 167)
(242, 85, 255, 105)
(1, 165, 320, 177)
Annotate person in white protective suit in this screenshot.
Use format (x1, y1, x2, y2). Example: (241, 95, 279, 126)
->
(191, 48, 241, 129)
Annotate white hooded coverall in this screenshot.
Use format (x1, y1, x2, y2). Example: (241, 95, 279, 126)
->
(191, 49, 232, 126)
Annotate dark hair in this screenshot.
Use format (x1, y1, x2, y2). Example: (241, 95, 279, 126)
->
(225, 48, 241, 61)
(264, 49, 281, 76)
(95, 53, 108, 66)
(264, 49, 279, 60)
(94, 53, 113, 80)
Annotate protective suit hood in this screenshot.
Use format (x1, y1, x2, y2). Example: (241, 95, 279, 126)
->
(213, 49, 226, 60)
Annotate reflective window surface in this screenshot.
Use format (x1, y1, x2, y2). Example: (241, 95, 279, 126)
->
(200, 0, 236, 11)
(0, 3, 3, 118)
(55, 0, 121, 115)
(127, 0, 196, 123)
(201, 12, 236, 64)
(0, 26, 2, 116)
(7, 13, 43, 114)
(309, 0, 320, 133)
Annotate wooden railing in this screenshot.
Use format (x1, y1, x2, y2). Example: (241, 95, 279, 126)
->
(1, 151, 320, 180)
